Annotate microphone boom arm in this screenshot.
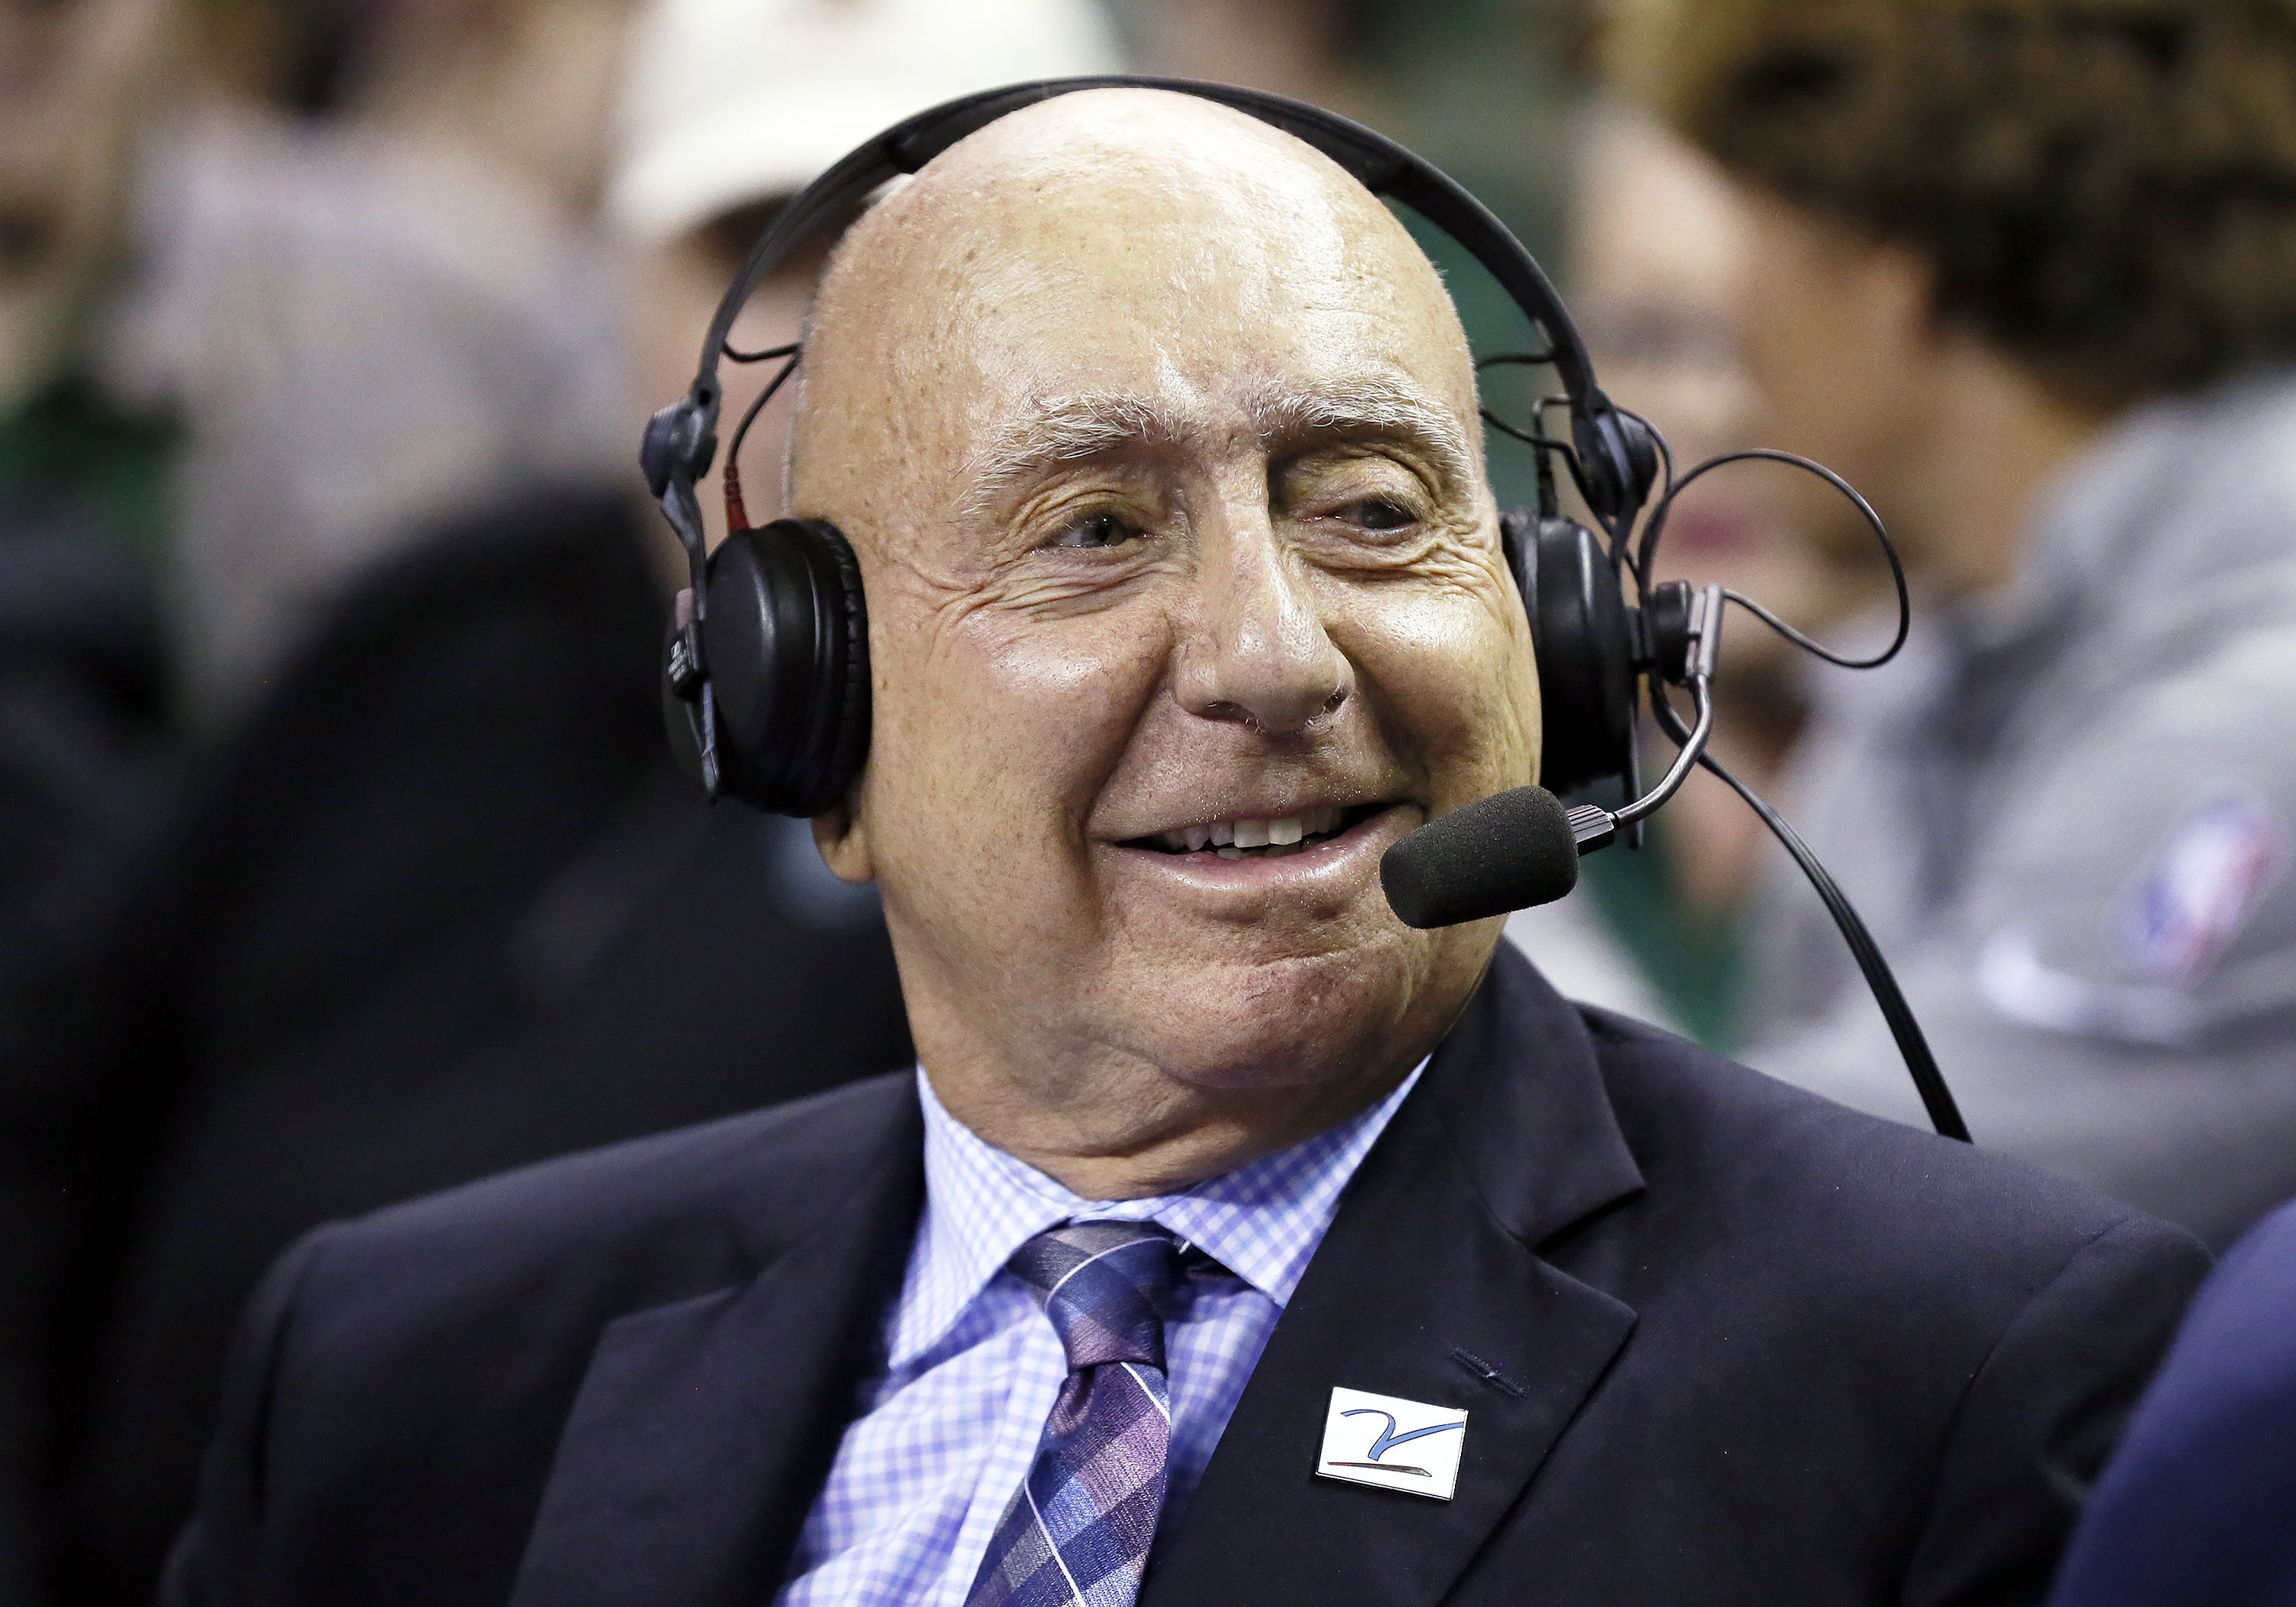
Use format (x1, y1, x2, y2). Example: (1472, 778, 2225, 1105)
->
(1569, 583, 1724, 841)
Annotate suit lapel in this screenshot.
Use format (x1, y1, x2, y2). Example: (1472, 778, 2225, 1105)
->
(509, 1093, 925, 1607)
(1141, 947, 1644, 1607)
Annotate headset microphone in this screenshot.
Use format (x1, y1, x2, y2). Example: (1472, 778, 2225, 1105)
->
(1380, 789, 1588, 931)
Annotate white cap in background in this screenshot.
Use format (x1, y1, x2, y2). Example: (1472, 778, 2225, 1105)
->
(608, 0, 1125, 244)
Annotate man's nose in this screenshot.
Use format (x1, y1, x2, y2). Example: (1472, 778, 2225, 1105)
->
(1172, 508, 1353, 737)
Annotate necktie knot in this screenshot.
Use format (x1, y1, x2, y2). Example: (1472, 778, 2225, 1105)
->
(1006, 1220, 1182, 1374)
(969, 1220, 1182, 1607)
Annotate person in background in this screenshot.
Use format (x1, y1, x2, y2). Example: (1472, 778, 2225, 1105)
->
(107, 0, 637, 730)
(1505, 97, 1883, 1047)
(2, 2, 1115, 1603)
(2047, 1194, 2296, 1607)
(0, 2, 181, 1595)
(0, 0, 178, 1050)
(1613, 0, 2296, 1247)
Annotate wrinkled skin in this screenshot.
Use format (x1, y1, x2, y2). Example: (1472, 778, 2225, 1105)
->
(792, 90, 1538, 1198)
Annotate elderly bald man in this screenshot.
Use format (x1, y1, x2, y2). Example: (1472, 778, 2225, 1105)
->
(165, 90, 2205, 1607)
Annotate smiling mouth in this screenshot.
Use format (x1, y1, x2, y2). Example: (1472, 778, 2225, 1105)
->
(1124, 804, 1385, 861)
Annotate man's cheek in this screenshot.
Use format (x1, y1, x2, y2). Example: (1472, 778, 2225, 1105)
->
(1424, 654, 1534, 794)
(1370, 603, 1523, 730)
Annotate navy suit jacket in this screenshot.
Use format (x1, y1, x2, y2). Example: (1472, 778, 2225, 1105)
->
(2048, 1197, 2296, 1607)
(164, 946, 2208, 1606)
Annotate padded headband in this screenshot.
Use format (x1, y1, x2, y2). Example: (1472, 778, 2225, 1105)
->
(687, 77, 1601, 413)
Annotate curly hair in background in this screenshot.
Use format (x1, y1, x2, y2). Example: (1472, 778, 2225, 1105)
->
(1608, 0, 2296, 408)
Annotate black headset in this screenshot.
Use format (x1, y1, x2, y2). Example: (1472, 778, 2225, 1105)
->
(640, 74, 1662, 818)
(638, 74, 1972, 1143)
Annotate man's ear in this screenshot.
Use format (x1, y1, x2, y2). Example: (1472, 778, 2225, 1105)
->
(811, 789, 876, 885)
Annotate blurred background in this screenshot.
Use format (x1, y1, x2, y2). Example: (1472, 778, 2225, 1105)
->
(9, 0, 2296, 1599)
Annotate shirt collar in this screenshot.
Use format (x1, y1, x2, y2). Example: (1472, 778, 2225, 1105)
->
(891, 1058, 1427, 1369)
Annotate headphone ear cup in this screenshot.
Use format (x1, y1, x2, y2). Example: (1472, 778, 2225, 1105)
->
(810, 524, 872, 797)
(1502, 509, 1636, 796)
(685, 518, 871, 816)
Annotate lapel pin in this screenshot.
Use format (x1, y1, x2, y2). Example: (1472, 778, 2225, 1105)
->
(1316, 1385, 1469, 1501)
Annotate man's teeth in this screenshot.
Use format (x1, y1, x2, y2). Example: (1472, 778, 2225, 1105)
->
(1154, 805, 1347, 856)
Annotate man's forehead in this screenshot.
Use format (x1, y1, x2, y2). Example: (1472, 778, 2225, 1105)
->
(893, 116, 1423, 324)
(792, 90, 1478, 513)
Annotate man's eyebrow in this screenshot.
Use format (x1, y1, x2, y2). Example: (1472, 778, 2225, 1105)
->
(960, 395, 1172, 517)
(1245, 380, 1478, 489)
(957, 380, 1478, 518)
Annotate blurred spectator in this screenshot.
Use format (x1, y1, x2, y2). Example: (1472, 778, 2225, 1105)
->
(1615, 0, 2296, 1245)
(0, 0, 178, 1022)
(2047, 1194, 2296, 1607)
(1506, 99, 1883, 1046)
(2, 2, 1116, 1603)
(0, 0, 181, 1593)
(615, 0, 1123, 548)
(3, 0, 649, 1588)
(112, 106, 631, 724)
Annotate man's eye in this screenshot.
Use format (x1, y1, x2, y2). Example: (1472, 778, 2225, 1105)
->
(1049, 512, 1141, 550)
(1339, 498, 1417, 532)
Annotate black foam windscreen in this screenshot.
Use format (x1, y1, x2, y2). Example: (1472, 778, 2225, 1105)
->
(1380, 785, 1581, 929)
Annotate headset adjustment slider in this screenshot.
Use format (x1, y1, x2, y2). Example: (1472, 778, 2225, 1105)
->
(667, 589, 708, 701)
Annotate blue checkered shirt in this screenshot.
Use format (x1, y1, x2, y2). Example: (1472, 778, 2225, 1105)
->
(773, 1061, 1427, 1607)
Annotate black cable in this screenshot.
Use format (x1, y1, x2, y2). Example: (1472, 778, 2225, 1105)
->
(1474, 346, 1559, 372)
(1645, 684, 1970, 1142)
(726, 348, 804, 476)
(1723, 590, 1901, 670)
(1480, 406, 1583, 475)
(723, 339, 801, 365)
(1701, 751, 1970, 1142)
(1635, 448, 1912, 670)
(1505, 394, 1645, 574)
(1476, 382, 1657, 577)
(1475, 360, 1591, 510)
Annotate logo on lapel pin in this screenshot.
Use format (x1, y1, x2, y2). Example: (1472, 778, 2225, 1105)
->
(1316, 1386, 1468, 1501)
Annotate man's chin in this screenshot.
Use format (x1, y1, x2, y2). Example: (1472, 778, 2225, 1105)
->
(1086, 935, 1468, 1096)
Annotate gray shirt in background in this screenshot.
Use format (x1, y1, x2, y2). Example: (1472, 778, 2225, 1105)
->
(1746, 370, 2296, 1247)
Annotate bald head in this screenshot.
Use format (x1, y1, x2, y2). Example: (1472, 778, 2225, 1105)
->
(787, 88, 1485, 549)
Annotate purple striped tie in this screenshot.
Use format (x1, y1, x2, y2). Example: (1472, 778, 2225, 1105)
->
(964, 1221, 1182, 1607)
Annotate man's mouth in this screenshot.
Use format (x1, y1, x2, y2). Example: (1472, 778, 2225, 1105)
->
(1124, 804, 1383, 861)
